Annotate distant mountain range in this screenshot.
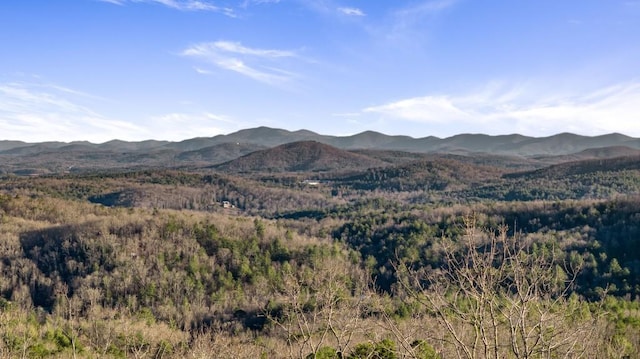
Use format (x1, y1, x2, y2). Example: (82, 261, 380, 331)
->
(1, 127, 640, 175)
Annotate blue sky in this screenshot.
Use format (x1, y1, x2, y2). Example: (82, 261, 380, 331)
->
(1, 0, 639, 142)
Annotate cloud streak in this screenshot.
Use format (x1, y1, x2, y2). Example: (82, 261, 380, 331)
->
(379, 0, 458, 44)
(363, 82, 640, 137)
(209, 41, 295, 58)
(99, 0, 236, 16)
(338, 7, 365, 16)
(182, 41, 301, 87)
(0, 81, 242, 142)
(0, 82, 146, 142)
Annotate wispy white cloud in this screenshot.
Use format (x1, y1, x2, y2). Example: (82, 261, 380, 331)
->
(99, 0, 236, 16)
(209, 41, 295, 58)
(0, 81, 242, 142)
(182, 41, 301, 87)
(0, 82, 145, 142)
(338, 7, 365, 16)
(363, 82, 640, 137)
(394, 0, 458, 18)
(98, 0, 126, 5)
(241, 0, 281, 6)
(193, 67, 213, 75)
(382, 0, 458, 43)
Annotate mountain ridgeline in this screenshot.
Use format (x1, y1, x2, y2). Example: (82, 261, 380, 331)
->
(1, 126, 640, 175)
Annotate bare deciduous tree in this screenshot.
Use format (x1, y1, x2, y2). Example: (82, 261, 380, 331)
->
(398, 217, 601, 359)
(267, 256, 371, 359)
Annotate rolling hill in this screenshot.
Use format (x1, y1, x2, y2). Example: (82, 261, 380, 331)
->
(213, 141, 389, 173)
(337, 157, 505, 192)
(505, 155, 640, 180)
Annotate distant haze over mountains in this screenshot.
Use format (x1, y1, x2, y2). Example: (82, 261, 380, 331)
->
(2, 127, 640, 175)
(2, 127, 639, 155)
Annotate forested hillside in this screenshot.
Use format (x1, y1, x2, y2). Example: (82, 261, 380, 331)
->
(1, 139, 640, 358)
